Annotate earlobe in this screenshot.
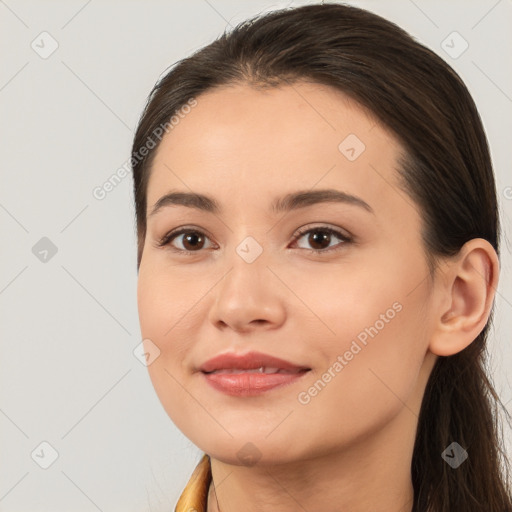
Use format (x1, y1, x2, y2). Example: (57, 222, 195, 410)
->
(429, 238, 499, 357)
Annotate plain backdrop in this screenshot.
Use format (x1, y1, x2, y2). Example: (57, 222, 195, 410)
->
(1, 0, 511, 510)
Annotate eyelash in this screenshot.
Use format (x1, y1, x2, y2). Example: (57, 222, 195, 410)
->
(155, 225, 353, 255)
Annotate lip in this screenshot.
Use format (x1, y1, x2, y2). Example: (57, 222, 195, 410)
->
(199, 350, 309, 373)
(198, 351, 311, 397)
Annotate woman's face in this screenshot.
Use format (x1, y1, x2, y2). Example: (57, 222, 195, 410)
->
(137, 82, 439, 464)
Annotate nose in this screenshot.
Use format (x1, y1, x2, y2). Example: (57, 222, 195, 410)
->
(207, 255, 287, 334)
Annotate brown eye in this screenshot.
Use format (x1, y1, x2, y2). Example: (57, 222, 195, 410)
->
(158, 225, 351, 255)
(293, 226, 352, 253)
(179, 232, 206, 251)
(306, 230, 332, 250)
(158, 229, 214, 253)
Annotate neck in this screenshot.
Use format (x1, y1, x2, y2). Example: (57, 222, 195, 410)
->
(206, 404, 418, 512)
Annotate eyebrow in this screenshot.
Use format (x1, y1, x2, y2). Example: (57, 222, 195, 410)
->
(148, 188, 374, 217)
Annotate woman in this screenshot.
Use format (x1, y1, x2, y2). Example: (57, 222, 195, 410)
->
(131, 3, 512, 511)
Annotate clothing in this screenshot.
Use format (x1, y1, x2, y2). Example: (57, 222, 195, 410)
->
(175, 453, 212, 512)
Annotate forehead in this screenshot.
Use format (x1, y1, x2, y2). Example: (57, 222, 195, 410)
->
(146, 82, 413, 222)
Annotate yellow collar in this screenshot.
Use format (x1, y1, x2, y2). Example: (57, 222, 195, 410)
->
(175, 453, 212, 512)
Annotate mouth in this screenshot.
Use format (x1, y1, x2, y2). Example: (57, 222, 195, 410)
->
(201, 370, 310, 396)
(198, 350, 310, 374)
(198, 351, 311, 396)
(203, 367, 308, 375)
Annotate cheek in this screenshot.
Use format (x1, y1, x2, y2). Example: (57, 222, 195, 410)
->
(137, 261, 207, 351)
(290, 298, 430, 458)
(282, 257, 416, 357)
(136, 266, 204, 432)
(136, 260, 216, 411)
(288, 258, 431, 425)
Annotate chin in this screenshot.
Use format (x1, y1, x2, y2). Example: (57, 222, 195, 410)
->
(191, 431, 307, 467)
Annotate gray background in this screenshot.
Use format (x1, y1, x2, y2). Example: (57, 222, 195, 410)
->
(1, 0, 511, 510)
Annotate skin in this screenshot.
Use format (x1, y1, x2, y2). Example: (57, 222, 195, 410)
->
(136, 82, 499, 512)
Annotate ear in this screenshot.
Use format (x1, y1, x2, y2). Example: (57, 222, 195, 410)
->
(429, 238, 499, 357)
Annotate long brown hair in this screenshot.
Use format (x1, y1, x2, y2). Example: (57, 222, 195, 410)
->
(131, 3, 512, 510)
